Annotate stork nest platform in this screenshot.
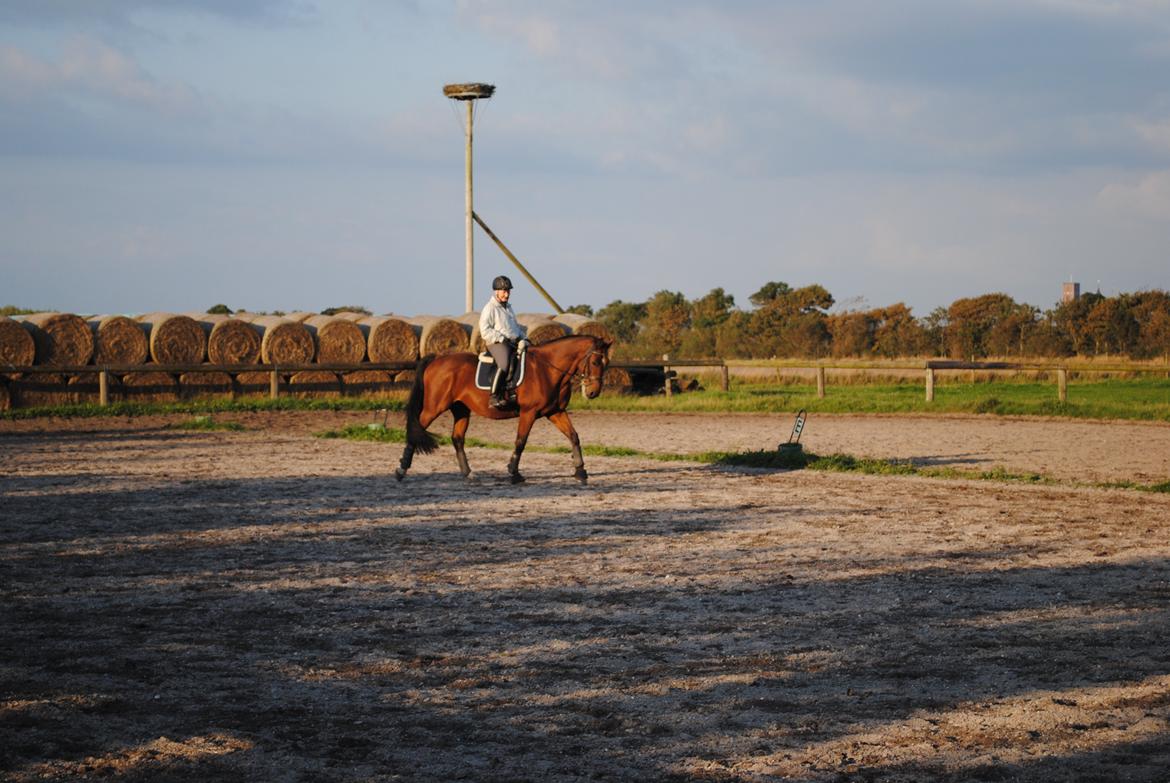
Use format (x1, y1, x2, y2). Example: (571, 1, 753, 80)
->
(443, 83, 496, 100)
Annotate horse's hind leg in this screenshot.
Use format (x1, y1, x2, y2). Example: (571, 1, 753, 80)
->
(548, 411, 587, 484)
(395, 443, 414, 481)
(451, 405, 474, 479)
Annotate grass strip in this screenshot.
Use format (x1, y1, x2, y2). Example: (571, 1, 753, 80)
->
(166, 416, 247, 432)
(316, 424, 1170, 494)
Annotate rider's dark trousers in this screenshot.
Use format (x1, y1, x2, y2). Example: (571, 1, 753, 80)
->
(486, 341, 516, 393)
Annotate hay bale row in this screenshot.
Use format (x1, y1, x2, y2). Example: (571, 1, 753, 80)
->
(303, 315, 366, 364)
(361, 316, 419, 362)
(408, 316, 469, 356)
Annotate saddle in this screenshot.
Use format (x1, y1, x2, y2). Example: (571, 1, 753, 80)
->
(474, 351, 527, 391)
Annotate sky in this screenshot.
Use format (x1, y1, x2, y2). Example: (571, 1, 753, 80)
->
(2, 0, 1169, 319)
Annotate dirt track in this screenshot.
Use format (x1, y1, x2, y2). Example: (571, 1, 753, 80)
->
(2, 411, 1169, 781)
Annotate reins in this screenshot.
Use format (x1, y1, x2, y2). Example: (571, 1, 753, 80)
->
(525, 343, 605, 395)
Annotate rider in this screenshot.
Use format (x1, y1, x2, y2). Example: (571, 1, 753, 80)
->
(479, 275, 529, 408)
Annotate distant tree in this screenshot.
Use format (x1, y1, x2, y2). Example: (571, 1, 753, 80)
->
(1, 305, 40, 316)
(1126, 290, 1170, 360)
(921, 307, 949, 357)
(944, 293, 1033, 359)
(321, 305, 372, 316)
(1083, 297, 1138, 356)
(638, 290, 691, 356)
(827, 310, 876, 358)
(596, 300, 646, 344)
(872, 304, 927, 357)
(682, 288, 737, 356)
(1050, 291, 1104, 355)
(564, 304, 594, 316)
(206, 304, 233, 315)
(749, 281, 792, 308)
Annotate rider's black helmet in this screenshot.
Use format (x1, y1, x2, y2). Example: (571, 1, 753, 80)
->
(492, 275, 514, 291)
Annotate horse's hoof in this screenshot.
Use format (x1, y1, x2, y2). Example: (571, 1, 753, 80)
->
(464, 472, 479, 483)
(510, 472, 525, 485)
(575, 469, 588, 485)
(395, 468, 406, 481)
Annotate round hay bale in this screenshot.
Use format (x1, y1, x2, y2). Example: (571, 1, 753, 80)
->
(455, 312, 487, 353)
(330, 311, 371, 322)
(0, 379, 10, 411)
(517, 314, 570, 345)
(234, 370, 272, 395)
(0, 316, 36, 367)
(341, 369, 394, 397)
(205, 318, 262, 366)
(120, 371, 178, 402)
(288, 370, 340, 398)
(136, 313, 206, 365)
(554, 313, 613, 342)
(303, 315, 366, 364)
(283, 311, 315, 323)
(360, 316, 419, 362)
(407, 316, 468, 356)
(20, 313, 94, 367)
(10, 372, 71, 407)
(67, 372, 104, 404)
(249, 316, 315, 365)
(603, 366, 633, 393)
(88, 315, 149, 366)
(180, 370, 233, 399)
(395, 369, 416, 385)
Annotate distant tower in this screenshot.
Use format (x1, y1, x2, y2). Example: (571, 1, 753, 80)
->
(1062, 281, 1080, 304)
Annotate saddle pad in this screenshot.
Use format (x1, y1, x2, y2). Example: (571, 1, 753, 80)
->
(475, 351, 527, 390)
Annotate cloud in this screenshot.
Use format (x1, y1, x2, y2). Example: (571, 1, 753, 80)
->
(0, 37, 197, 113)
(1098, 169, 1170, 220)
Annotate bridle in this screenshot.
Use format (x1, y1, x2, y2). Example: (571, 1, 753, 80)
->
(526, 344, 607, 395)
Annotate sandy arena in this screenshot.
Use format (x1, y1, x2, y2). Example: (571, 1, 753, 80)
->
(2, 410, 1169, 781)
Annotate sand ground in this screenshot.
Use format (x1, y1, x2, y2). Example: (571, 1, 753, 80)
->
(2, 410, 1169, 781)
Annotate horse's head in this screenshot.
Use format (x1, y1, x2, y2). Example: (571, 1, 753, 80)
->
(577, 337, 613, 399)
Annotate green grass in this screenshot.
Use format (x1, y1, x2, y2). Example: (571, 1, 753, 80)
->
(572, 376, 1170, 421)
(166, 416, 247, 432)
(4, 376, 1167, 422)
(316, 426, 1170, 494)
(0, 396, 406, 421)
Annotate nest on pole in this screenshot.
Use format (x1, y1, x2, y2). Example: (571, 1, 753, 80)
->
(443, 83, 495, 100)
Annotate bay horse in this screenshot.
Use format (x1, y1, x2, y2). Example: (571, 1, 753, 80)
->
(395, 334, 613, 484)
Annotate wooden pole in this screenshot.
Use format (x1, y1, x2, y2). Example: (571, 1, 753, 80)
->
(465, 99, 475, 314)
(473, 212, 565, 313)
(721, 364, 729, 392)
(664, 367, 672, 397)
(925, 367, 935, 402)
(270, 370, 280, 400)
(1057, 368, 1067, 402)
(816, 365, 826, 399)
(99, 369, 109, 406)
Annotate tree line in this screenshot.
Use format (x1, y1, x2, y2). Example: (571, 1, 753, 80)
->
(568, 284, 1170, 361)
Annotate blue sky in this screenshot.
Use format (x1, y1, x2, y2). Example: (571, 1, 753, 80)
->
(2, 1, 1169, 318)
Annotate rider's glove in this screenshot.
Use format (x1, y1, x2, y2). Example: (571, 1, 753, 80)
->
(517, 339, 530, 354)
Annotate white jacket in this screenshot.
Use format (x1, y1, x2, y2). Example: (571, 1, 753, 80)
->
(479, 298, 525, 344)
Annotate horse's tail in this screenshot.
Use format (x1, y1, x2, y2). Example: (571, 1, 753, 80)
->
(405, 355, 438, 454)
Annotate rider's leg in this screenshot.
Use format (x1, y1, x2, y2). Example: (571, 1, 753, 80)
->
(486, 342, 514, 407)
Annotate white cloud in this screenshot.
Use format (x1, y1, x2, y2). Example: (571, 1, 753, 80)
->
(1098, 169, 1170, 219)
(0, 36, 196, 113)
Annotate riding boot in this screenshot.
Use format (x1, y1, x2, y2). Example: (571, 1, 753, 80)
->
(489, 369, 507, 409)
(504, 360, 518, 404)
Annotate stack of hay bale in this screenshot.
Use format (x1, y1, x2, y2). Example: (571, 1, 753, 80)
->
(0, 308, 618, 410)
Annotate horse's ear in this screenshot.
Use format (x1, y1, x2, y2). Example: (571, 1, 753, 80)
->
(603, 338, 614, 359)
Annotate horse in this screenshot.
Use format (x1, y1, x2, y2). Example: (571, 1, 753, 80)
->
(394, 334, 613, 484)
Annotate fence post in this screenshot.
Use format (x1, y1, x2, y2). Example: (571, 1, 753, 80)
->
(99, 369, 109, 407)
(663, 367, 672, 398)
(720, 364, 729, 392)
(925, 367, 935, 402)
(1057, 368, 1067, 402)
(816, 365, 826, 399)
(270, 370, 280, 400)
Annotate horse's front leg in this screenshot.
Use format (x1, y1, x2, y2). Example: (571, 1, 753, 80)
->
(506, 411, 538, 484)
(395, 443, 414, 481)
(547, 411, 587, 484)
